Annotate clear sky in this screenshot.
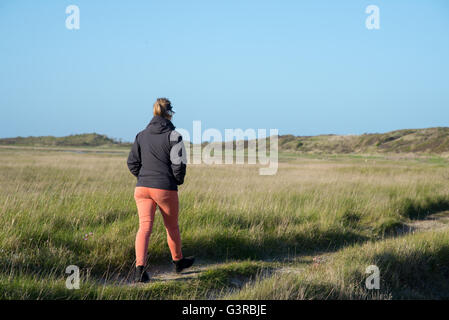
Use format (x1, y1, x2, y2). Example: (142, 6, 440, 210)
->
(1, 0, 448, 142)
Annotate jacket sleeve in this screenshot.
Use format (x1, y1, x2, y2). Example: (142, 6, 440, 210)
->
(127, 134, 142, 178)
(169, 131, 187, 185)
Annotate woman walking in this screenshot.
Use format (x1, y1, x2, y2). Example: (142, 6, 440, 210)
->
(127, 98, 194, 283)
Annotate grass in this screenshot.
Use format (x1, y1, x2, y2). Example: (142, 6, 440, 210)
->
(0, 146, 449, 299)
(226, 229, 449, 299)
(0, 261, 269, 300)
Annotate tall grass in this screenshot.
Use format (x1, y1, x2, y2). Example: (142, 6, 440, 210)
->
(226, 229, 449, 299)
(0, 148, 448, 299)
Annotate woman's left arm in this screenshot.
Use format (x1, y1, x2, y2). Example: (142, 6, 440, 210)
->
(127, 134, 142, 177)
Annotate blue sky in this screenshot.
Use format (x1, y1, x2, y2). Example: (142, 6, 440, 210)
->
(1, 0, 448, 142)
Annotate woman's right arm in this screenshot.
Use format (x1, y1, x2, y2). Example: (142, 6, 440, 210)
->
(169, 130, 187, 185)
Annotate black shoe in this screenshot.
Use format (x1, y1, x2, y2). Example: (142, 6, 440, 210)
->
(134, 266, 150, 283)
(172, 256, 195, 273)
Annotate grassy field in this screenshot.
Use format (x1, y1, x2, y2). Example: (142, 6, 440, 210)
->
(1, 146, 449, 299)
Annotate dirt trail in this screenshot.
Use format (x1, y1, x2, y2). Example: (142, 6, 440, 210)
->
(111, 261, 226, 286)
(116, 211, 449, 285)
(278, 210, 449, 276)
(145, 261, 219, 282)
(401, 210, 449, 233)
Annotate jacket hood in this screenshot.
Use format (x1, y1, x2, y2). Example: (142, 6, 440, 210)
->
(146, 115, 175, 134)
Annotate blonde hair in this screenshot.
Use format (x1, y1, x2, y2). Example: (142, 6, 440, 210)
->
(153, 98, 173, 119)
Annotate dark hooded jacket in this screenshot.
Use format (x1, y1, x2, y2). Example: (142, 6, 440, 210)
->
(127, 115, 187, 191)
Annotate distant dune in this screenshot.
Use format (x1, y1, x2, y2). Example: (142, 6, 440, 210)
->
(1, 127, 448, 154)
(0, 133, 132, 148)
(277, 127, 449, 154)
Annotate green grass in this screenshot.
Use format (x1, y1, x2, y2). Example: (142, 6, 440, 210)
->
(226, 229, 449, 299)
(0, 261, 269, 300)
(1, 147, 449, 299)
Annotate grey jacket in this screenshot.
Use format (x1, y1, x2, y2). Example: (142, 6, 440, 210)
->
(127, 116, 187, 191)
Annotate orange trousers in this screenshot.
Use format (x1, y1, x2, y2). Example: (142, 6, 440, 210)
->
(134, 187, 183, 266)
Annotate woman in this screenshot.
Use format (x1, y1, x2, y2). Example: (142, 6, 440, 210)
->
(127, 97, 194, 283)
